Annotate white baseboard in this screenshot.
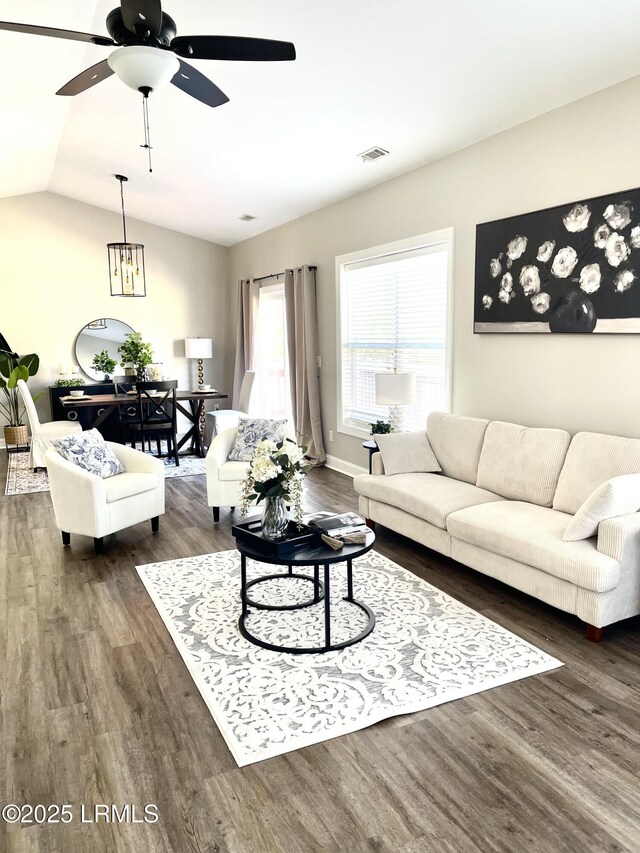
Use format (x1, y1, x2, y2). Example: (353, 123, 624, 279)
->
(324, 453, 366, 478)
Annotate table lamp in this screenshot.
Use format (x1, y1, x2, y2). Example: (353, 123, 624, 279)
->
(185, 338, 212, 388)
(375, 371, 415, 432)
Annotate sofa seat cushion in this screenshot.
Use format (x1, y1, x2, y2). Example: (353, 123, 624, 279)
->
(446, 501, 619, 592)
(352, 472, 505, 530)
(104, 472, 158, 503)
(218, 461, 251, 482)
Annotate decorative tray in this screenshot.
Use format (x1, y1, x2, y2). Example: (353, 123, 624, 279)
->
(60, 395, 93, 401)
(232, 518, 321, 557)
(191, 388, 217, 393)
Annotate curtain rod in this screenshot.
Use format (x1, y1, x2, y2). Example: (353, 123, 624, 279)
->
(253, 266, 317, 282)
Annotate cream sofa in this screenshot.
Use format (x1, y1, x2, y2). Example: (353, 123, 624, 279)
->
(354, 413, 640, 640)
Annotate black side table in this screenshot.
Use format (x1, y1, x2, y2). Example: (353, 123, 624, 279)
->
(362, 439, 379, 474)
(236, 531, 376, 654)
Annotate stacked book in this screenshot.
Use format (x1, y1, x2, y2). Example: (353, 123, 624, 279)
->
(304, 511, 369, 539)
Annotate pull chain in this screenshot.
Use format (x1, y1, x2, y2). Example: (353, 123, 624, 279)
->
(140, 89, 153, 174)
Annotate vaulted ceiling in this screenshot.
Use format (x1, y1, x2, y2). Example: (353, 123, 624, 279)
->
(1, 0, 639, 246)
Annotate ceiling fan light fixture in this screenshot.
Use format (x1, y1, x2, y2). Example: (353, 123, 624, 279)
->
(107, 45, 178, 92)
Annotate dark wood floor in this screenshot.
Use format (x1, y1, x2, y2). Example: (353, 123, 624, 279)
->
(1, 454, 640, 853)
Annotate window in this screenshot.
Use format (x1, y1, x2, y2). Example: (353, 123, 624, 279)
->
(336, 229, 453, 438)
(253, 281, 292, 422)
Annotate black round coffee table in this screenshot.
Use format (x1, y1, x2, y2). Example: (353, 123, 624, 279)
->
(236, 530, 376, 654)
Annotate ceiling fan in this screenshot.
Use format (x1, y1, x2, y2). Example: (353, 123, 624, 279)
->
(0, 0, 296, 108)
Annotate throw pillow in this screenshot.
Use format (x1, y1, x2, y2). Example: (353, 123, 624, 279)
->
(53, 429, 125, 479)
(374, 431, 442, 476)
(228, 418, 288, 462)
(562, 474, 640, 542)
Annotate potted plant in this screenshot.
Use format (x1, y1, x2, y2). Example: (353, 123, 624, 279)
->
(371, 420, 392, 435)
(0, 350, 40, 446)
(91, 349, 118, 381)
(117, 332, 154, 382)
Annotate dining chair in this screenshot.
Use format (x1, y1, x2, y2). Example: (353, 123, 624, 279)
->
(124, 380, 179, 466)
(17, 378, 82, 471)
(204, 370, 255, 448)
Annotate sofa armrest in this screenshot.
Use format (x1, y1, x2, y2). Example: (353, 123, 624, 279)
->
(597, 513, 640, 563)
(371, 452, 385, 475)
(206, 427, 238, 474)
(44, 447, 107, 535)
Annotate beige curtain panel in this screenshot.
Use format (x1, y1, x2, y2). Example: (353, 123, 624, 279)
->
(284, 266, 326, 465)
(232, 278, 259, 408)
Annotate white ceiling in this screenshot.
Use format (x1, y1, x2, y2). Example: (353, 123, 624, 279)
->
(1, 0, 639, 246)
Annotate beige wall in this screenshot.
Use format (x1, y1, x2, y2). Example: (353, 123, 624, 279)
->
(229, 75, 640, 469)
(0, 192, 232, 431)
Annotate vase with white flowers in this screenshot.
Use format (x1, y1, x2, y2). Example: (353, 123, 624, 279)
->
(240, 438, 312, 539)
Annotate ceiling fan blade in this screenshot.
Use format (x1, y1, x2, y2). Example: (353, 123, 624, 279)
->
(171, 60, 229, 108)
(121, 0, 162, 37)
(0, 20, 113, 46)
(56, 60, 114, 96)
(170, 35, 296, 62)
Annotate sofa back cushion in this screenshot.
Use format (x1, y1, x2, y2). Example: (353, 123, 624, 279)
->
(476, 421, 571, 507)
(426, 412, 490, 484)
(553, 432, 640, 514)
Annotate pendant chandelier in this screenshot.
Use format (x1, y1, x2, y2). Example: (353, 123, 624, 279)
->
(108, 174, 146, 297)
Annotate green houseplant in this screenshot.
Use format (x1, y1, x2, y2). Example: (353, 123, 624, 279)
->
(117, 332, 154, 381)
(0, 350, 40, 445)
(91, 349, 118, 380)
(371, 420, 392, 435)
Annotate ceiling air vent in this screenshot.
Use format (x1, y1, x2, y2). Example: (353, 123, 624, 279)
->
(239, 214, 257, 222)
(358, 146, 389, 163)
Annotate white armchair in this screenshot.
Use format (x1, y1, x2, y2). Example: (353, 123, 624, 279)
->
(18, 378, 81, 470)
(206, 423, 295, 523)
(45, 441, 165, 555)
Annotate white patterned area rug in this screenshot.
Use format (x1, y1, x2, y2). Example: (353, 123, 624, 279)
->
(4, 449, 206, 496)
(136, 549, 562, 767)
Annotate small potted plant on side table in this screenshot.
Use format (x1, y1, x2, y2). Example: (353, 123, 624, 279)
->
(91, 350, 118, 381)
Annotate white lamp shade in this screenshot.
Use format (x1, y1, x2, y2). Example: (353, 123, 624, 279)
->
(375, 372, 415, 405)
(107, 46, 179, 93)
(185, 338, 213, 359)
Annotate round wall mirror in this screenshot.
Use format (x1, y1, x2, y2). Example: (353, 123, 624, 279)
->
(75, 318, 136, 381)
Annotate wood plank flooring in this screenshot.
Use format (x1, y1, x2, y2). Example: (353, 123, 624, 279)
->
(1, 454, 640, 852)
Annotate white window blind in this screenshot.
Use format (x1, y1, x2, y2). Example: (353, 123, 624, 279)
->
(338, 233, 451, 436)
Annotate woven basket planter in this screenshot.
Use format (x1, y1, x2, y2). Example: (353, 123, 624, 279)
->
(4, 424, 28, 447)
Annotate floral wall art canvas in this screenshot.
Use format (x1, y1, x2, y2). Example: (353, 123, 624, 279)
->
(474, 187, 640, 333)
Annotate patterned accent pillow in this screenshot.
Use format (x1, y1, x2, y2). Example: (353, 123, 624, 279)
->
(53, 429, 125, 478)
(228, 418, 288, 462)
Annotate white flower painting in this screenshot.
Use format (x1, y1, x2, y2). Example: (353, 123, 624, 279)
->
(506, 235, 527, 261)
(604, 203, 632, 230)
(593, 223, 610, 249)
(579, 264, 601, 294)
(604, 233, 630, 268)
(551, 247, 578, 279)
(489, 258, 502, 278)
(537, 240, 555, 263)
(519, 265, 541, 295)
(614, 270, 635, 293)
(475, 187, 640, 334)
(563, 203, 591, 233)
(531, 293, 550, 314)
